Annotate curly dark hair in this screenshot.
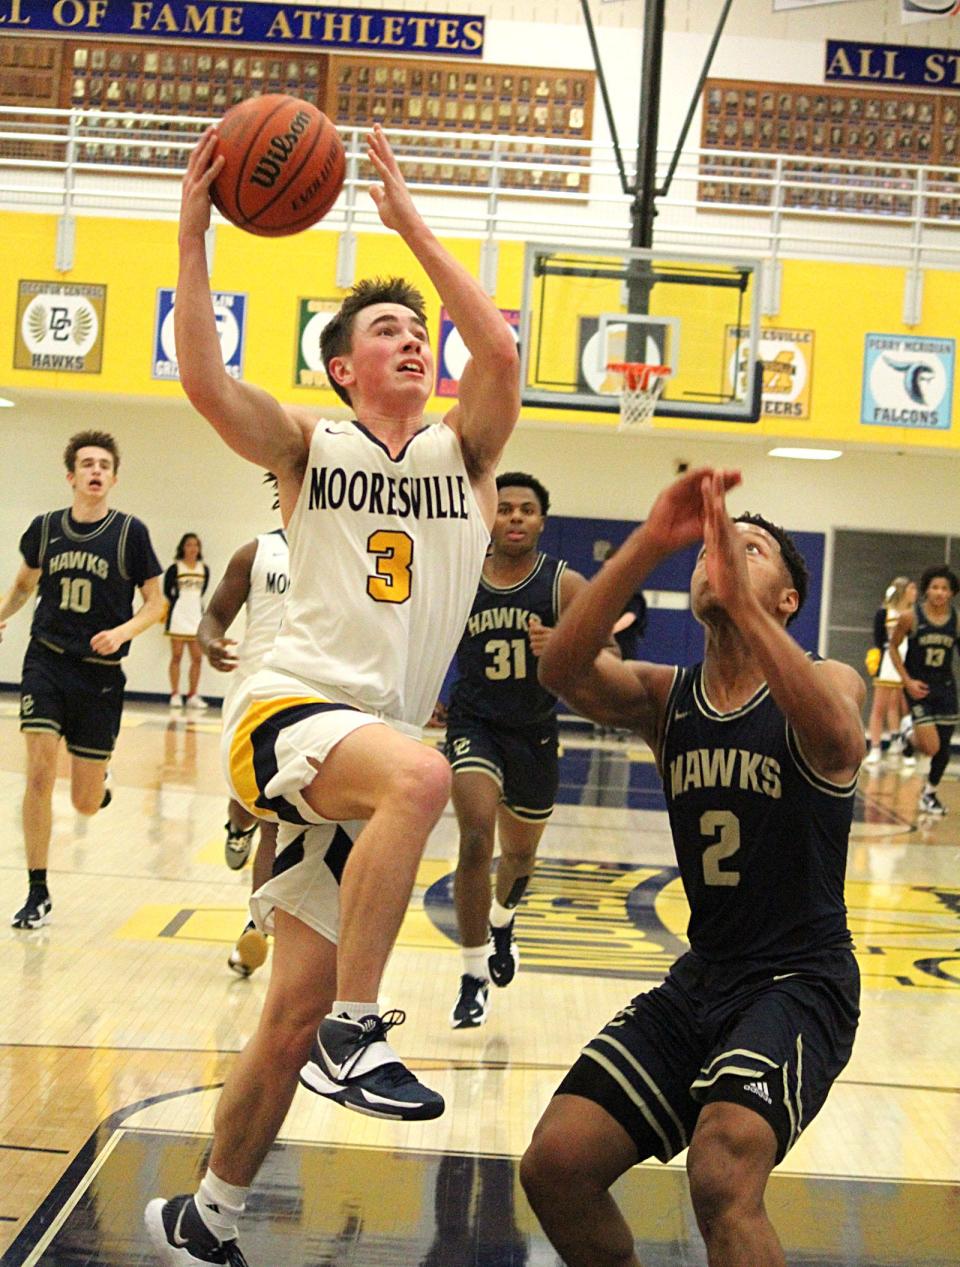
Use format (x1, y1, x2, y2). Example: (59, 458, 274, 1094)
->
(496, 471, 550, 516)
(920, 564, 960, 597)
(733, 512, 808, 624)
(63, 430, 119, 472)
(321, 277, 428, 408)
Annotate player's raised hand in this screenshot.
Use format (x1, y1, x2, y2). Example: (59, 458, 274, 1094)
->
(366, 125, 421, 235)
(644, 466, 741, 557)
(700, 469, 753, 618)
(179, 127, 224, 239)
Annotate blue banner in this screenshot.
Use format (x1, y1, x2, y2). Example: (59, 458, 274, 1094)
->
(826, 39, 960, 91)
(153, 287, 246, 381)
(0, 2, 484, 57)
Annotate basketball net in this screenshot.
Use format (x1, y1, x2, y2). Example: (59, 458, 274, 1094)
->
(607, 362, 671, 431)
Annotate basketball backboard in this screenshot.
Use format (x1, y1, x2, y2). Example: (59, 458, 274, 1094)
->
(519, 244, 763, 423)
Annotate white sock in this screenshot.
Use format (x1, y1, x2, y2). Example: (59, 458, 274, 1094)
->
(331, 1000, 379, 1022)
(489, 898, 514, 928)
(462, 945, 490, 981)
(196, 1170, 247, 1242)
(924, 782, 936, 796)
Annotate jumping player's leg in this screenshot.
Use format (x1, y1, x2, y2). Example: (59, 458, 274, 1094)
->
(212, 910, 335, 1184)
(302, 723, 451, 1005)
(520, 1095, 642, 1267)
(686, 1103, 784, 1267)
(147, 909, 335, 1261)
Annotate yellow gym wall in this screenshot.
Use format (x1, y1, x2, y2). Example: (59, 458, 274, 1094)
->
(0, 209, 956, 451)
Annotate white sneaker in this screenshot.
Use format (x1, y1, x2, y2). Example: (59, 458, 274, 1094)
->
(864, 748, 882, 766)
(169, 693, 183, 709)
(186, 695, 208, 711)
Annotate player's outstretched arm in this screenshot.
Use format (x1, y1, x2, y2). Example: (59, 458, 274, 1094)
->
(365, 125, 519, 478)
(176, 128, 310, 474)
(539, 468, 741, 742)
(0, 562, 40, 639)
(700, 471, 865, 780)
(197, 540, 257, 672)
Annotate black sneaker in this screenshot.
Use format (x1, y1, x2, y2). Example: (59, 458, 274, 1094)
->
(298, 1010, 444, 1121)
(144, 1194, 249, 1265)
(488, 919, 518, 987)
(919, 790, 947, 817)
(11, 889, 52, 930)
(100, 767, 113, 810)
(450, 974, 490, 1029)
(224, 822, 257, 870)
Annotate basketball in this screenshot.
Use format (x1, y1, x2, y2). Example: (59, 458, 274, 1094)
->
(210, 95, 345, 237)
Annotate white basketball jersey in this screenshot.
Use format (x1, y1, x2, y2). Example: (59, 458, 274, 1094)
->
(266, 419, 490, 726)
(236, 530, 289, 679)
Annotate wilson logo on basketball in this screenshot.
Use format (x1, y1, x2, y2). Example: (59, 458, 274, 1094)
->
(250, 110, 312, 189)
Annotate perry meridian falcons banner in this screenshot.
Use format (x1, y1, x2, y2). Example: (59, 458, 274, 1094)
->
(0, 2, 485, 57)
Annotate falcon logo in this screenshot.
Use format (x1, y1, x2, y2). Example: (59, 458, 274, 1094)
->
(883, 357, 936, 405)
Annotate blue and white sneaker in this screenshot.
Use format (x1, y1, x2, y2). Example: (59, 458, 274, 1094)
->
(11, 889, 51, 930)
(450, 974, 490, 1029)
(488, 919, 519, 987)
(144, 1194, 248, 1265)
(298, 1009, 444, 1121)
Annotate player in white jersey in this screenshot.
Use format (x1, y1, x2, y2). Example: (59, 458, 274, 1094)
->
(146, 125, 519, 1265)
(197, 507, 289, 978)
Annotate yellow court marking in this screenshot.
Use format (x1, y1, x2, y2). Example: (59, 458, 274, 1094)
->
(116, 860, 455, 947)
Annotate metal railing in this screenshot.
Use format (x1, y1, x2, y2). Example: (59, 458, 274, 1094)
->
(1, 104, 957, 317)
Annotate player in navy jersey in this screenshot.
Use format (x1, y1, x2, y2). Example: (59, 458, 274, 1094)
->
(520, 467, 864, 1267)
(445, 473, 587, 1028)
(0, 431, 163, 930)
(887, 564, 960, 816)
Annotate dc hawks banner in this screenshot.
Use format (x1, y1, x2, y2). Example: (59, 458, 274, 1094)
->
(14, 281, 106, 373)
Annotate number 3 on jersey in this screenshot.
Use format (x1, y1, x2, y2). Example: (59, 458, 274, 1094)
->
(367, 530, 413, 604)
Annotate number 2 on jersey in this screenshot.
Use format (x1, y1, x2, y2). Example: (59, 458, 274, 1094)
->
(367, 530, 413, 604)
(701, 810, 741, 887)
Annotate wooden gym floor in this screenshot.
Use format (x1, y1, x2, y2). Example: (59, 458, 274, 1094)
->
(0, 699, 957, 1266)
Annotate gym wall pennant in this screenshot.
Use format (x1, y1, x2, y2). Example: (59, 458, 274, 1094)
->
(0, 2, 485, 57)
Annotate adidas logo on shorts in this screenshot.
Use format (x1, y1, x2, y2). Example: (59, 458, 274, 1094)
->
(743, 1079, 772, 1105)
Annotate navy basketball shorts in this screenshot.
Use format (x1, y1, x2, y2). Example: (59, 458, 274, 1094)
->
(445, 712, 559, 823)
(19, 639, 125, 760)
(555, 948, 860, 1165)
(909, 680, 958, 727)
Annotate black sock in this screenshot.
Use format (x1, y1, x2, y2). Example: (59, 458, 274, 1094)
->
(929, 726, 953, 787)
(28, 868, 48, 893)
